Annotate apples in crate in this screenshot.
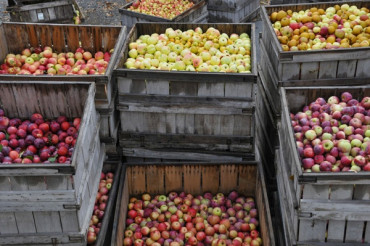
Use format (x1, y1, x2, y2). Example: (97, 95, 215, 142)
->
(290, 92, 370, 172)
(125, 27, 252, 73)
(0, 46, 113, 75)
(0, 110, 80, 164)
(128, 0, 195, 19)
(123, 191, 262, 245)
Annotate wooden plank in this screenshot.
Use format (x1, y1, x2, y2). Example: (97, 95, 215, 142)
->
(300, 62, 319, 80)
(14, 212, 36, 233)
(184, 114, 195, 134)
(0, 212, 18, 234)
(337, 60, 356, 78)
(345, 184, 370, 243)
(198, 82, 224, 97)
(122, 148, 245, 162)
(51, 25, 66, 53)
(318, 61, 337, 79)
(93, 26, 102, 53)
(121, 112, 144, 132)
(64, 25, 80, 51)
(80, 26, 94, 52)
(128, 166, 146, 195)
(356, 58, 370, 78)
(0, 177, 11, 191)
(238, 165, 256, 197)
(3, 24, 29, 52)
(194, 114, 204, 135)
(201, 166, 219, 194)
(34, 212, 62, 233)
(164, 166, 182, 192)
(219, 115, 234, 136)
(219, 165, 238, 194)
(327, 185, 353, 242)
(281, 63, 300, 80)
(146, 166, 164, 194)
(233, 115, 250, 136)
(165, 114, 176, 134)
(298, 185, 329, 242)
(171, 81, 198, 96)
(225, 82, 253, 98)
(35, 25, 52, 47)
(183, 165, 201, 194)
(146, 80, 169, 95)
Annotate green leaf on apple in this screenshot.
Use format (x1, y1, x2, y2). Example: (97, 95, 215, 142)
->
(48, 155, 58, 163)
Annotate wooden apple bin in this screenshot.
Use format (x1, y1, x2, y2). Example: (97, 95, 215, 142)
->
(114, 23, 258, 162)
(111, 161, 275, 246)
(0, 82, 105, 245)
(277, 85, 370, 245)
(119, 0, 208, 31)
(6, 0, 84, 24)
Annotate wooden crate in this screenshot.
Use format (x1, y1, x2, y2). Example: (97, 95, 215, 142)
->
(207, 0, 260, 22)
(7, 0, 83, 24)
(110, 161, 275, 246)
(0, 82, 106, 245)
(114, 23, 257, 83)
(260, 1, 370, 83)
(270, 0, 348, 5)
(258, 37, 370, 120)
(119, 132, 256, 162)
(277, 85, 370, 244)
(93, 159, 122, 246)
(115, 23, 257, 160)
(0, 22, 127, 108)
(119, 0, 208, 31)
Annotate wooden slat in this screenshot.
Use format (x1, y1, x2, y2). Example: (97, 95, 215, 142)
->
(298, 185, 329, 242)
(327, 185, 353, 243)
(146, 165, 164, 195)
(219, 165, 238, 194)
(51, 25, 66, 52)
(14, 212, 36, 233)
(93, 26, 103, 53)
(60, 211, 79, 232)
(34, 211, 62, 233)
(164, 166, 182, 192)
(0, 212, 18, 234)
(80, 25, 94, 52)
(35, 24, 52, 47)
(201, 165, 219, 194)
(238, 165, 256, 197)
(183, 165, 201, 194)
(128, 166, 146, 195)
(64, 25, 80, 51)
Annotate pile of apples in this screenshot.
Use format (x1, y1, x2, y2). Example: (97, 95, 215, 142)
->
(290, 92, 370, 172)
(87, 171, 115, 244)
(125, 27, 252, 73)
(0, 46, 112, 75)
(128, 0, 194, 19)
(270, 4, 370, 50)
(123, 191, 262, 246)
(0, 110, 80, 164)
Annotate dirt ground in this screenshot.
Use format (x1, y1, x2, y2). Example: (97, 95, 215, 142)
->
(0, 0, 126, 25)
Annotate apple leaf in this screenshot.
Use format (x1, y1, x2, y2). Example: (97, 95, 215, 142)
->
(5, 132, 9, 140)
(0, 144, 2, 152)
(48, 155, 58, 163)
(19, 151, 24, 158)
